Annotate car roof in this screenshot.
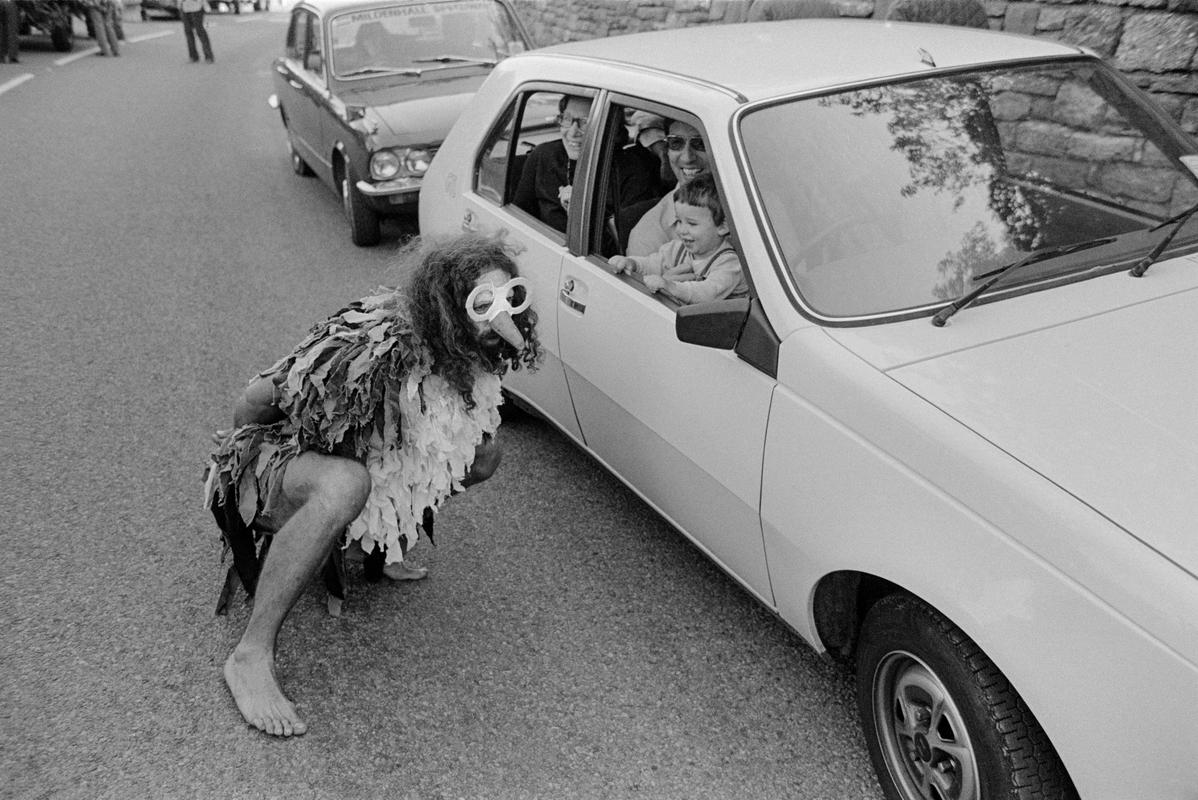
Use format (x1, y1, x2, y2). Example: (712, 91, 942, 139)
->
(525, 20, 1086, 103)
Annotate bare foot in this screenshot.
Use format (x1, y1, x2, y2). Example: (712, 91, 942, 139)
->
(382, 562, 428, 581)
(224, 648, 308, 737)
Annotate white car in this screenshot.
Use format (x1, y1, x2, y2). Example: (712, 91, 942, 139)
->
(420, 19, 1198, 800)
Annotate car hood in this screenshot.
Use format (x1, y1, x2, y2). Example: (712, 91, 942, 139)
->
(828, 269, 1198, 577)
(353, 73, 488, 142)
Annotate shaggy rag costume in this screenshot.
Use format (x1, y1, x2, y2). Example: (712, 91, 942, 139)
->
(203, 288, 503, 613)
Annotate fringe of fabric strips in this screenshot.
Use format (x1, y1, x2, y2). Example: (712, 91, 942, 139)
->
(204, 289, 503, 570)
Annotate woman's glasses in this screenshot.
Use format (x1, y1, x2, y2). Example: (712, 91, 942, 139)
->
(556, 114, 588, 131)
(665, 135, 706, 153)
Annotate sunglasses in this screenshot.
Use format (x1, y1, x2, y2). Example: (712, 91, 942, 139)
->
(556, 114, 588, 131)
(665, 135, 706, 153)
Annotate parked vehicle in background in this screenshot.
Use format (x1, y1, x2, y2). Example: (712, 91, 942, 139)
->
(268, 0, 532, 246)
(16, 0, 80, 50)
(421, 19, 1198, 800)
(139, 0, 178, 19)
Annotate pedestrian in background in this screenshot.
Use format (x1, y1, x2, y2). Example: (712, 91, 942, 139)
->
(85, 0, 120, 56)
(110, 0, 125, 42)
(181, 0, 214, 63)
(0, 0, 21, 63)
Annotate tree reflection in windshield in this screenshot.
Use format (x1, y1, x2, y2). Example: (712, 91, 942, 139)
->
(742, 60, 1197, 318)
(822, 77, 1043, 300)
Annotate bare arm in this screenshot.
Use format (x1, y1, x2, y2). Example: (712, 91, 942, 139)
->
(233, 374, 286, 427)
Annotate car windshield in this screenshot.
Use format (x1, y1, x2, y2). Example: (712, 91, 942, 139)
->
(740, 59, 1198, 320)
(330, 0, 527, 80)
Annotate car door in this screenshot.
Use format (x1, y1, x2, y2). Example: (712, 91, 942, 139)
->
(556, 95, 776, 601)
(462, 84, 596, 443)
(275, 7, 330, 179)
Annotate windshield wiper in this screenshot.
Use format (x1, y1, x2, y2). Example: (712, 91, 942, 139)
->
(1128, 200, 1198, 277)
(340, 66, 424, 78)
(932, 237, 1116, 327)
(411, 54, 497, 67)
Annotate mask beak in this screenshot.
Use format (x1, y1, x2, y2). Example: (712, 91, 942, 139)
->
(490, 310, 525, 350)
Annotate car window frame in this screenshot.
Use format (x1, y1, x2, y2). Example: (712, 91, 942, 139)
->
(303, 10, 326, 83)
(579, 92, 756, 304)
(285, 9, 304, 59)
(471, 82, 600, 247)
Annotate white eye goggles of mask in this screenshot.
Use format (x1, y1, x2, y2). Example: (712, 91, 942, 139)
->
(466, 276, 531, 322)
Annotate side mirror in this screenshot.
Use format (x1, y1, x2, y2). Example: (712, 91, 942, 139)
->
(307, 52, 323, 73)
(675, 297, 750, 350)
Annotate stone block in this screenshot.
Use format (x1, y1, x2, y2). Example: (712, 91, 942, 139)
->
(1014, 120, 1075, 157)
(1055, 81, 1111, 126)
(1035, 6, 1068, 30)
(1004, 2, 1039, 33)
(1115, 12, 1198, 71)
(837, 0, 876, 15)
(1097, 162, 1177, 201)
(1060, 7, 1124, 56)
(1181, 96, 1198, 130)
(1067, 131, 1142, 160)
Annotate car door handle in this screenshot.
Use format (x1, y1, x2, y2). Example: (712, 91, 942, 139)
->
(560, 278, 586, 313)
(288, 79, 303, 90)
(461, 210, 477, 232)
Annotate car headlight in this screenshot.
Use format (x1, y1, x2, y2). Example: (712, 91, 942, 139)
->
(370, 150, 402, 181)
(369, 147, 435, 181)
(402, 148, 432, 176)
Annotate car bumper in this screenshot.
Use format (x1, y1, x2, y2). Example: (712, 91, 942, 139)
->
(357, 177, 421, 207)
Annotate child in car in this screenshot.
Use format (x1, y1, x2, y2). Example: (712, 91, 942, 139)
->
(607, 174, 747, 304)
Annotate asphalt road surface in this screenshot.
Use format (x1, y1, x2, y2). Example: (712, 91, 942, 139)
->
(0, 11, 884, 800)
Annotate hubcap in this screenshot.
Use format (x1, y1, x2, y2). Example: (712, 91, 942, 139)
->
(872, 651, 979, 800)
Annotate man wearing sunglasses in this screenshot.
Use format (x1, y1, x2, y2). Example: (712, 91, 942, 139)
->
(626, 120, 713, 256)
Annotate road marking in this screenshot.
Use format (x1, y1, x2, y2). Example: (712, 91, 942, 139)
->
(0, 73, 34, 96)
(53, 30, 174, 65)
(55, 48, 100, 66)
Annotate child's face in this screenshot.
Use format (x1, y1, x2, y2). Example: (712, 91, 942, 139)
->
(674, 201, 727, 257)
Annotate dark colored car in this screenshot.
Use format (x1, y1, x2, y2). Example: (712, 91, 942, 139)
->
(268, 0, 533, 246)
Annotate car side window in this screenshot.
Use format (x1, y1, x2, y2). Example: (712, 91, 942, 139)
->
(285, 11, 304, 59)
(474, 88, 592, 238)
(588, 100, 751, 306)
(303, 12, 325, 80)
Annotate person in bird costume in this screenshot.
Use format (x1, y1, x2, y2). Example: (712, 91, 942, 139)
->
(203, 234, 539, 737)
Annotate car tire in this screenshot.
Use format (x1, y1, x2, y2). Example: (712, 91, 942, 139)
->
(288, 139, 314, 177)
(341, 163, 381, 247)
(50, 22, 74, 52)
(856, 594, 1077, 800)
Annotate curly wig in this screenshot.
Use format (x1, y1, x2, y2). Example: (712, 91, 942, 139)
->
(403, 233, 541, 407)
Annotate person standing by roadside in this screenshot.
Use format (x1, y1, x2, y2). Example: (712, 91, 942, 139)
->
(0, 0, 19, 64)
(110, 0, 125, 42)
(85, 0, 120, 56)
(181, 0, 214, 63)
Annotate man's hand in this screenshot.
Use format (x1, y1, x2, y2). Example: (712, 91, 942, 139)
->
(643, 274, 665, 293)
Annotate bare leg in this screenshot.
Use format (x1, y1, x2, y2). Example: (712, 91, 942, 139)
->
(224, 452, 369, 737)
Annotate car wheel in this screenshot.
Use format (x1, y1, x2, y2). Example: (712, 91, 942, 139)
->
(50, 22, 74, 52)
(341, 163, 381, 247)
(856, 594, 1077, 800)
(288, 139, 314, 177)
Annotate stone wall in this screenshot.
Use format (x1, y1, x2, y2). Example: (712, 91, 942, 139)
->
(509, 0, 1198, 134)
